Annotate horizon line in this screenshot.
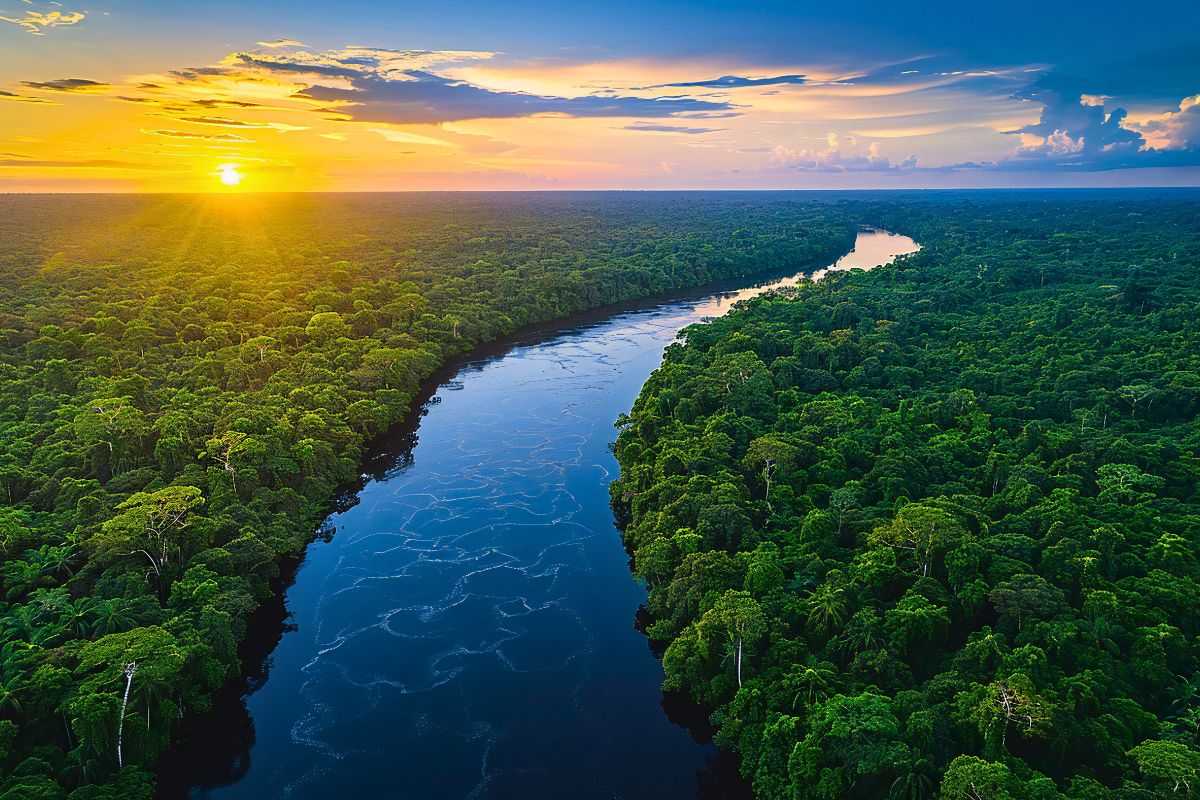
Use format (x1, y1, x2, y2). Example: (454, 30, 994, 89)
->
(5, 185, 1200, 197)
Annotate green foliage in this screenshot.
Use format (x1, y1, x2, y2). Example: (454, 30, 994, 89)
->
(612, 194, 1200, 798)
(0, 193, 855, 794)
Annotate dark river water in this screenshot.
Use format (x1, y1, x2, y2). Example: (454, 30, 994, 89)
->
(161, 229, 919, 800)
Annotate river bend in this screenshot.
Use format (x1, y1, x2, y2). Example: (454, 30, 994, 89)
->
(169, 229, 920, 800)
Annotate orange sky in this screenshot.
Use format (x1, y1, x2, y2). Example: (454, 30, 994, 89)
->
(3, 5, 1199, 191)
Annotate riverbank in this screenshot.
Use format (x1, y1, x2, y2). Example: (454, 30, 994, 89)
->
(611, 194, 1200, 799)
(155, 228, 918, 800)
(0, 193, 868, 800)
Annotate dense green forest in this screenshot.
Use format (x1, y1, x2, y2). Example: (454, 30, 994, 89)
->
(0, 193, 856, 798)
(612, 194, 1200, 799)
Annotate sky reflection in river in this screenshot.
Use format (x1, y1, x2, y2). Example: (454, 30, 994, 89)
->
(183, 229, 919, 800)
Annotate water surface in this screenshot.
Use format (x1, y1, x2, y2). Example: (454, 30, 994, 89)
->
(168, 229, 919, 800)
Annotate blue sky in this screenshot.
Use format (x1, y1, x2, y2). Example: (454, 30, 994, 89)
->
(2, 0, 1199, 190)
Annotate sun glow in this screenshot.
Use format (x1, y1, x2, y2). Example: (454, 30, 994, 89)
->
(217, 164, 244, 187)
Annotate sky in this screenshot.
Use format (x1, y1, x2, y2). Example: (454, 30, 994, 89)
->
(2, 0, 1199, 191)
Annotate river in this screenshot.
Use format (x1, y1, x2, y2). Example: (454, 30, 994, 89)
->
(160, 229, 920, 800)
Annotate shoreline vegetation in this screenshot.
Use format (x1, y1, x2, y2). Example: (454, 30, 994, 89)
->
(611, 195, 1200, 799)
(0, 192, 855, 798)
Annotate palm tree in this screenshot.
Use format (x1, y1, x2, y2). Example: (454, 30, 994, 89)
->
(1086, 615, 1124, 657)
(0, 674, 24, 716)
(1, 559, 51, 600)
(61, 596, 102, 639)
(805, 583, 848, 636)
(789, 663, 836, 710)
(30, 544, 78, 581)
(59, 749, 102, 789)
(89, 600, 137, 639)
(889, 758, 935, 800)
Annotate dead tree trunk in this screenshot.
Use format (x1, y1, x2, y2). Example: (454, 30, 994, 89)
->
(117, 661, 137, 768)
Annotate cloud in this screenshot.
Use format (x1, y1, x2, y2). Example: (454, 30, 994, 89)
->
(224, 48, 496, 81)
(1131, 94, 1200, 151)
(0, 9, 85, 35)
(297, 72, 731, 124)
(622, 123, 724, 134)
(8, 38, 1196, 187)
(189, 98, 263, 109)
(1008, 83, 1142, 159)
(222, 47, 733, 124)
(0, 89, 55, 104)
(644, 74, 808, 89)
(984, 83, 1200, 170)
(141, 129, 253, 142)
(172, 115, 266, 127)
(224, 52, 364, 81)
(369, 124, 514, 154)
(772, 133, 919, 172)
(21, 78, 111, 93)
(0, 158, 166, 170)
(761, 84, 1200, 176)
(256, 39, 308, 49)
(117, 95, 264, 110)
(369, 127, 456, 148)
(158, 114, 308, 131)
(89, 47, 732, 127)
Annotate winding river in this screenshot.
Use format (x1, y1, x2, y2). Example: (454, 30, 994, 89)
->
(161, 229, 920, 800)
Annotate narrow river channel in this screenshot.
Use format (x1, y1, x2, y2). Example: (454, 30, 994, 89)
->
(161, 229, 920, 800)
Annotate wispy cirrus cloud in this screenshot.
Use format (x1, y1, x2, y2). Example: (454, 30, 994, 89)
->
(622, 123, 724, 134)
(0, 158, 167, 170)
(256, 39, 308, 49)
(0, 9, 85, 35)
(116, 95, 264, 110)
(163, 114, 309, 131)
(642, 74, 809, 90)
(141, 129, 254, 142)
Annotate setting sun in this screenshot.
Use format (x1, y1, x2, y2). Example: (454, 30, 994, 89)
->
(217, 165, 244, 187)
